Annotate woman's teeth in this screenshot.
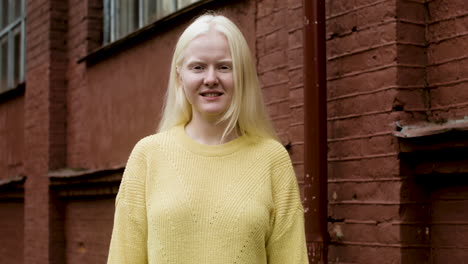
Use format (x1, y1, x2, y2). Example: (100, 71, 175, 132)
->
(202, 93, 221, 97)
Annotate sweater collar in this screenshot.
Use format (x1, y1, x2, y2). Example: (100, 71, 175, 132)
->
(173, 125, 250, 157)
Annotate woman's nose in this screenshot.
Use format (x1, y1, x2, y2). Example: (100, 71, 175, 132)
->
(203, 67, 219, 86)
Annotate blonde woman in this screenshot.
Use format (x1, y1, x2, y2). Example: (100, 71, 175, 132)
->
(107, 14, 309, 264)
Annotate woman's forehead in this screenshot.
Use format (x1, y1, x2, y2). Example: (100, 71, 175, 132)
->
(183, 31, 232, 61)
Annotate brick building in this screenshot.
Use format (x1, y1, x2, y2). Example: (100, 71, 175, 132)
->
(0, 0, 467, 263)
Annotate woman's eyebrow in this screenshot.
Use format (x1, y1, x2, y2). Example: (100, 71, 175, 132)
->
(217, 59, 233, 64)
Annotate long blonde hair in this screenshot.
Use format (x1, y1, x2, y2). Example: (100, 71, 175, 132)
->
(158, 14, 277, 140)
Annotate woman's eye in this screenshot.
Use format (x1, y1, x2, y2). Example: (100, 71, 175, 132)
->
(192, 65, 204, 71)
(219, 65, 231, 71)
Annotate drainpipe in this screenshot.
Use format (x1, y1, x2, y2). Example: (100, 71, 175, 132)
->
(303, 0, 328, 263)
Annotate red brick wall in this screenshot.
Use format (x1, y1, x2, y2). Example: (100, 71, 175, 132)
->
(429, 182, 468, 262)
(327, 0, 468, 263)
(24, 0, 69, 262)
(0, 96, 24, 179)
(326, 0, 403, 262)
(67, 0, 91, 169)
(64, 198, 114, 264)
(0, 201, 24, 263)
(24, 0, 53, 260)
(426, 0, 468, 121)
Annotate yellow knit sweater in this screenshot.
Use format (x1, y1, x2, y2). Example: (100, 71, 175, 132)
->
(107, 126, 309, 263)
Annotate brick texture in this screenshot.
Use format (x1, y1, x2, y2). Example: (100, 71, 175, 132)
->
(327, 0, 468, 262)
(0, 96, 24, 180)
(426, 0, 468, 121)
(66, 0, 91, 168)
(326, 0, 403, 262)
(24, 0, 68, 263)
(64, 198, 114, 264)
(0, 201, 24, 263)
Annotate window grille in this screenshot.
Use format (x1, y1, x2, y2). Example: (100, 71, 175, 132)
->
(104, 0, 201, 43)
(0, 0, 26, 93)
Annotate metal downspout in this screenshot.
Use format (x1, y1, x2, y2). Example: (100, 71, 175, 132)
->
(303, 0, 328, 263)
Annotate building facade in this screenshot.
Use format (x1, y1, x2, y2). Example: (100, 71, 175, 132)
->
(0, 0, 467, 263)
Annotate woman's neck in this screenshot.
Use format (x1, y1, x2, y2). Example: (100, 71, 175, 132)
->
(184, 115, 238, 145)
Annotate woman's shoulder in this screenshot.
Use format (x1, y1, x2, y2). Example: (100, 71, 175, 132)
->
(130, 129, 177, 155)
(248, 136, 291, 164)
(251, 136, 288, 154)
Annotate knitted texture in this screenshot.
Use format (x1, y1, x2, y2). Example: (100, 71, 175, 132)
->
(107, 126, 309, 264)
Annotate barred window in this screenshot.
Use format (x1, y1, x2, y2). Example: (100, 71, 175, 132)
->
(104, 0, 202, 43)
(0, 0, 26, 93)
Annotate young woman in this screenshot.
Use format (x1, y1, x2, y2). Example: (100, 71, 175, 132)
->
(107, 14, 309, 264)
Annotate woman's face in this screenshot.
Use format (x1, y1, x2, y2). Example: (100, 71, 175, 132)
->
(178, 30, 234, 121)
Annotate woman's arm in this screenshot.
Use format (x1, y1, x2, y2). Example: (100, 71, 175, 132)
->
(107, 141, 148, 263)
(266, 148, 309, 264)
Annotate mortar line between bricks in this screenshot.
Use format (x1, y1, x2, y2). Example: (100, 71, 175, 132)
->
(430, 101, 468, 111)
(257, 65, 288, 74)
(393, 64, 425, 68)
(288, 45, 303, 51)
(328, 63, 425, 81)
(261, 80, 289, 89)
(327, 109, 393, 121)
(328, 41, 396, 61)
(288, 26, 302, 34)
(290, 121, 304, 127)
(390, 221, 430, 225)
(288, 64, 303, 71)
(271, 114, 290, 121)
(327, 63, 397, 81)
(289, 84, 304, 91)
(290, 141, 304, 146)
(288, 4, 302, 11)
(327, 131, 394, 142)
(330, 241, 430, 249)
(327, 19, 396, 40)
(427, 54, 468, 68)
(265, 98, 289, 106)
(403, 107, 428, 112)
(428, 31, 468, 45)
(397, 18, 426, 26)
(400, 0, 428, 4)
(396, 41, 426, 47)
(256, 6, 289, 20)
(343, 219, 394, 225)
(290, 103, 303, 109)
(255, 27, 281, 38)
(326, 0, 390, 20)
(427, 11, 468, 25)
(328, 177, 404, 183)
(327, 85, 424, 102)
(427, 76, 468, 88)
(328, 152, 398, 162)
(430, 221, 468, 225)
(329, 200, 429, 205)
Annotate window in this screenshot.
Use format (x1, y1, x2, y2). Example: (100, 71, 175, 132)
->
(104, 0, 202, 43)
(0, 0, 25, 93)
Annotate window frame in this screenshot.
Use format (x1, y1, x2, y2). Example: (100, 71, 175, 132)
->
(103, 0, 202, 44)
(0, 0, 26, 94)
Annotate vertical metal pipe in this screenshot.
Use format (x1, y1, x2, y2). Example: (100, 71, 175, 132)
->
(303, 0, 328, 263)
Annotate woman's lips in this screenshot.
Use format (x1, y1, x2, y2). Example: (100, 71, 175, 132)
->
(200, 92, 223, 97)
